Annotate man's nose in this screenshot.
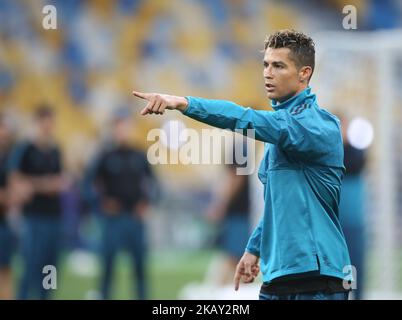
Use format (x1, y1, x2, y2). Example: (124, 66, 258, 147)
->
(264, 73, 273, 80)
(263, 68, 273, 79)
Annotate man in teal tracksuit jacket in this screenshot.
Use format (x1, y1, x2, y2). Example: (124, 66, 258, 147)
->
(132, 30, 351, 300)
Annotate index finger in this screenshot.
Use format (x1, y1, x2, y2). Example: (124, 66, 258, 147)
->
(234, 269, 242, 291)
(132, 91, 152, 100)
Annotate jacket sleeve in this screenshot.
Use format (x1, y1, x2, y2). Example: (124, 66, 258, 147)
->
(183, 96, 334, 157)
(245, 218, 263, 257)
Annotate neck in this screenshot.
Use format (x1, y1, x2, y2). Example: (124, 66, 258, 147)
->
(116, 140, 131, 148)
(271, 86, 315, 111)
(277, 85, 308, 103)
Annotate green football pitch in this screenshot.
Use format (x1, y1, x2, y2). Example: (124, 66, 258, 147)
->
(11, 249, 216, 300)
(10, 249, 402, 299)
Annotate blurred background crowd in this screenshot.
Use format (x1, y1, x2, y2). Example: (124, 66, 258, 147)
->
(0, 0, 402, 299)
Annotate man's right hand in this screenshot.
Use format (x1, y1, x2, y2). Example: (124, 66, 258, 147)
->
(134, 200, 150, 220)
(8, 178, 34, 206)
(132, 91, 188, 115)
(234, 252, 260, 291)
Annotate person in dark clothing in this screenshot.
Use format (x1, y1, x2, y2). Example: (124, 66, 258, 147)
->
(338, 116, 368, 300)
(0, 113, 16, 299)
(86, 108, 156, 300)
(8, 106, 66, 300)
(206, 139, 251, 285)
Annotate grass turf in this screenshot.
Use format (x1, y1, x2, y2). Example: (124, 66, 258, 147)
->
(11, 249, 215, 300)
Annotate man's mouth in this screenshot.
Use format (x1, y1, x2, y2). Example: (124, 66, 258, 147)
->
(265, 84, 275, 92)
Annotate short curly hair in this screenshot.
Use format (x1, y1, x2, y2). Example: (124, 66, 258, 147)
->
(265, 29, 315, 80)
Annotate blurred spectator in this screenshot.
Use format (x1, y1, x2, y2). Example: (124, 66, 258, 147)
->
(0, 113, 16, 300)
(338, 115, 368, 300)
(205, 138, 251, 285)
(85, 107, 157, 300)
(8, 106, 66, 300)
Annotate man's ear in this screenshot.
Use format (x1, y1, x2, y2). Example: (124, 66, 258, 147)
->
(299, 66, 312, 83)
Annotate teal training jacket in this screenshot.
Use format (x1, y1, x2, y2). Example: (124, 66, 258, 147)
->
(183, 87, 351, 283)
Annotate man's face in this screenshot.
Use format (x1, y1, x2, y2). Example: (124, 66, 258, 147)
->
(0, 123, 11, 144)
(263, 47, 308, 102)
(38, 115, 55, 137)
(113, 118, 132, 144)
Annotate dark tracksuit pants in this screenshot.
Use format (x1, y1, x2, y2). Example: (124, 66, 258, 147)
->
(100, 213, 147, 300)
(18, 215, 61, 300)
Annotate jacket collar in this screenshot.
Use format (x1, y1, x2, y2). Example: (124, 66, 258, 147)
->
(271, 86, 316, 111)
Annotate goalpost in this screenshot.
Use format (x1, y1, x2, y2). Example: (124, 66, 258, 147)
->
(313, 29, 402, 299)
